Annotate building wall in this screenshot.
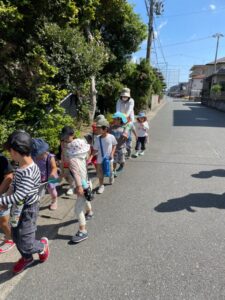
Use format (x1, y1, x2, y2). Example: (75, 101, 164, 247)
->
(206, 63, 225, 76)
(190, 78, 204, 97)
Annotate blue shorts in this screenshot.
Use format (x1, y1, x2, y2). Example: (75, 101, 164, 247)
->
(0, 206, 10, 217)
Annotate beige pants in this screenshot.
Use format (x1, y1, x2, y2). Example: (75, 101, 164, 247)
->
(75, 196, 92, 226)
(96, 163, 113, 180)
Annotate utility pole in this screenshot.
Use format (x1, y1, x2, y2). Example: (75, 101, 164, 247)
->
(145, 0, 154, 63)
(212, 33, 224, 73)
(145, 0, 164, 63)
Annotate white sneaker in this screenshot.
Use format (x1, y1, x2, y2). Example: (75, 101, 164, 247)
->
(66, 188, 74, 196)
(139, 151, 145, 156)
(134, 151, 139, 157)
(97, 185, 105, 194)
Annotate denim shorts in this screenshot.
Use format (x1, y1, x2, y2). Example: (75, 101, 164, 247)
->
(0, 205, 10, 217)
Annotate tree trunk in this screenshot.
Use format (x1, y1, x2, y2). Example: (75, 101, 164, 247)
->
(85, 25, 97, 121)
(90, 75, 97, 120)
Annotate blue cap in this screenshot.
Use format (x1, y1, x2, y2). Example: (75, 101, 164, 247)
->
(32, 138, 49, 157)
(137, 112, 147, 119)
(112, 112, 128, 124)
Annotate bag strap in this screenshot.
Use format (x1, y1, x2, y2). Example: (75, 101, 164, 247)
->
(46, 153, 51, 180)
(99, 136, 105, 159)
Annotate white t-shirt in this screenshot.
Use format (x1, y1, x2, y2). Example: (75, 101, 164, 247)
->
(93, 134, 117, 163)
(134, 121, 149, 137)
(116, 98, 135, 122)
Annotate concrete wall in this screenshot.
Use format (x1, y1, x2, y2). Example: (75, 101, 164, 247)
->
(201, 97, 225, 112)
(151, 94, 160, 110)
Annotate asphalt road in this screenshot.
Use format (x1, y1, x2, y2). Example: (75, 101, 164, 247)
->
(4, 99, 225, 300)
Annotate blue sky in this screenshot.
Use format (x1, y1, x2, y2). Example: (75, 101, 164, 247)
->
(128, 0, 225, 87)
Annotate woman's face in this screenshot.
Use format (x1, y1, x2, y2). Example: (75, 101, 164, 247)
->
(121, 96, 129, 102)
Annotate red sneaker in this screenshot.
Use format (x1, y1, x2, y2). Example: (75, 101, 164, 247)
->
(13, 257, 34, 275)
(39, 237, 50, 263)
(0, 240, 15, 253)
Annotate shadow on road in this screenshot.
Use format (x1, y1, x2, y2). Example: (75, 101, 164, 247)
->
(154, 193, 225, 213)
(192, 169, 225, 179)
(173, 102, 225, 127)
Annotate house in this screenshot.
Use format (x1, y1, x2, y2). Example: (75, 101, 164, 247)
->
(202, 57, 225, 97)
(188, 65, 207, 98)
(205, 57, 225, 77)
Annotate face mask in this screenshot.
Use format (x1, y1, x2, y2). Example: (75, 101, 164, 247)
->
(121, 97, 129, 101)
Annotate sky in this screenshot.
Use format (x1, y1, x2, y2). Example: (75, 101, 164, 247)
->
(128, 0, 225, 87)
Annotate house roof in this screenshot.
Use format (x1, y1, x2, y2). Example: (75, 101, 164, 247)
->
(206, 57, 225, 65)
(190, 65, 207, 71)
(192, 74, 205, 79)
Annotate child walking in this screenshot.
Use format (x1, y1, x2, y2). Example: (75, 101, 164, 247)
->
(86, 115, 107, 168)
(92, 119, 117, 194)
(66, 138, 93, 243)
(0, 130, 49, 274)
(134, 112, 149, 157)
(59, 126, 76, 196)
(0, 153, 14, 253)
(32, 138, 58, 210)
(110, 112, 130, 176)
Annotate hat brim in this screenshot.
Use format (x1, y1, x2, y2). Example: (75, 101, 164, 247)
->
(120, 93, 130, 98)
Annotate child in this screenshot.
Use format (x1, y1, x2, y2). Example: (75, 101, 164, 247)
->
(110, 112, 130, 176)
(125, 121, 137, 159)
(0, 153, 14, 253)
(92, 119, 117, 194)
(134, 112, 149, 157)
(86, 115, 106, 168)
(0, 130, 49, 274)
(66, 138, 93, 243)
(32, 138, 58, 210)
(59, 126, 76, 196)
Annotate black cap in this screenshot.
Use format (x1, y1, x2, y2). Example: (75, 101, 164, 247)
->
(5, 130, 32, 155)
(60, 126, 74, 140)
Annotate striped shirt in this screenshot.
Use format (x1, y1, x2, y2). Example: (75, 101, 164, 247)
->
(0, 162, 41, 206)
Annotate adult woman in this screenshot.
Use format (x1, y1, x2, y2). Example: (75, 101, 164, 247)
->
(116, 87, 135, 122)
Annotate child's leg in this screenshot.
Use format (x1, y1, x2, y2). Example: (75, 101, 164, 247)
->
(0, 210, 11, 240)
(135, 138, 141, 151)
(96, 164, 104, 186)
(85, 200, 93, 216)
(12, 203, 45, 259)
(0, 208, 15, 253)
(117, 149, 125, 172)
(141, 137, 147, 151)
(48, 186, 58, 210)
(74, 196, 87, 232)
(126, 134, 132, 157)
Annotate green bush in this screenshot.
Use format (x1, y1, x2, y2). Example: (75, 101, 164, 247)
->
(211, 84, 222, 94)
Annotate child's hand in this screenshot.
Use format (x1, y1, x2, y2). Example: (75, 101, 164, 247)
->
(76, 186, 84, 197)
(86, 159, 92, 165)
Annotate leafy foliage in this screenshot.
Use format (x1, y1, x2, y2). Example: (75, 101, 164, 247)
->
(0, 0, 164, 149)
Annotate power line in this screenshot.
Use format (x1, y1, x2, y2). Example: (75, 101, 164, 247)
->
(140, 35, 213, 51)
(162, 6, 225, 18)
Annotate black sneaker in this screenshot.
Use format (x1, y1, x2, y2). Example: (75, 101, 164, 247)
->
(71, 231, 88, 243)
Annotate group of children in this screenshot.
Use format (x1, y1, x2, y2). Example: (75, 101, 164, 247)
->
(0, 87, 149, 275)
